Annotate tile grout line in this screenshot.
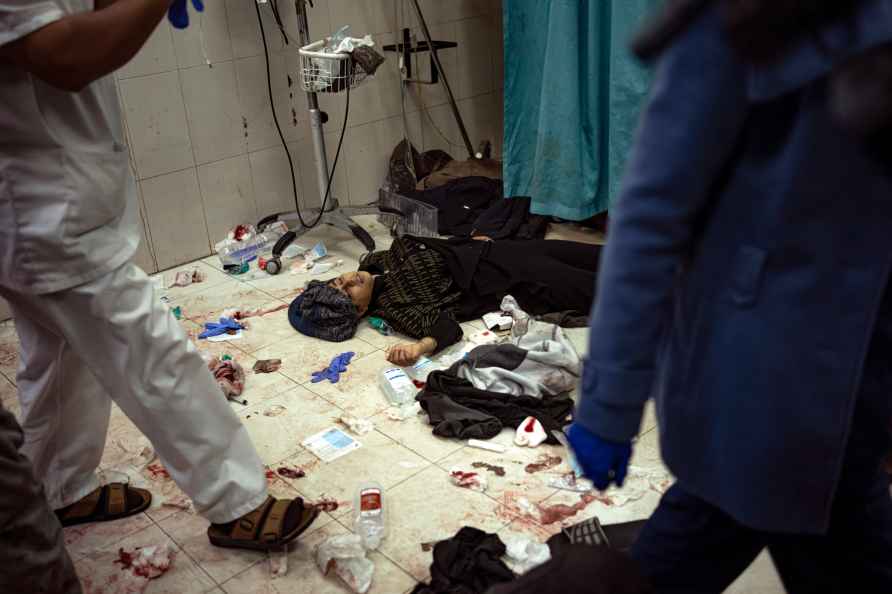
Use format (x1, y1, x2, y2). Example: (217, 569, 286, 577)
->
(150, 514, 225, 592)
(328, 514, 422, 587)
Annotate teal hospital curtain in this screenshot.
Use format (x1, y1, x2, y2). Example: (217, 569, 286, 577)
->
(503, 0, 660, 220)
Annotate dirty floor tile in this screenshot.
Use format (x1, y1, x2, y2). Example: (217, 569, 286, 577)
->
(219, 522, 417, 594)
(276, 430, 430, 520)
(375, 465, 508, 582)
(74, 523, 217, 594)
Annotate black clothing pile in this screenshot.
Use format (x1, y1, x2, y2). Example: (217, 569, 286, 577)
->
(404, 177, 549, 240)
(411, 522, 652, 594)
(416, 367, 574, 444)
(488, 543, 653, 594)
(411, 527, 514, 594)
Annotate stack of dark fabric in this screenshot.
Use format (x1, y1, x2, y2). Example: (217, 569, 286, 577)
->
(411, 521, 653, 594)
(416, 365, 574, 444)
(411, 527, 515, 594)
(385, 140, 549, 240)
(405, 178, 548, 241)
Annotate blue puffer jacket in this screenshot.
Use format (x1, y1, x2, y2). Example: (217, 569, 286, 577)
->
(578, 0, 892, 534)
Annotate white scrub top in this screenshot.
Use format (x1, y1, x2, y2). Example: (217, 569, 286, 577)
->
(0, 0, 140, 294)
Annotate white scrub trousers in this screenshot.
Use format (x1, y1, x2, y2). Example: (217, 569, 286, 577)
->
(0, 262, 268, 524)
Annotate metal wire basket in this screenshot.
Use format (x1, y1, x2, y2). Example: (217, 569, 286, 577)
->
(299, 39, 369, 93)
(377, 189, 439, 238)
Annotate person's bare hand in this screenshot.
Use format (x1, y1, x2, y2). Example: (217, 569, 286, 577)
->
(386, 342, 424, 366)
(472, 235, 493, 241)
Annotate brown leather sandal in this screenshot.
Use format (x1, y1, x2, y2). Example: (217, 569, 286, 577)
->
(55, 483, 152, 528)
(207, 496, 319, 552)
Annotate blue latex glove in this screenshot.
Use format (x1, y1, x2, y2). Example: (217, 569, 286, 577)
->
(198, 317, 243, 339)
(567, 423, 633, 491)
(168, 0, 204, 29)
(311, 352, 355, 384)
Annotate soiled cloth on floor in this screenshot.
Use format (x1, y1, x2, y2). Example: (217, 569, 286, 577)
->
(411, 527, 515, 594)
(454, 322, 581, 397)
(207, 357, 245, 399)
(386, 139, 454, 194)
(417, 369, 574, 444)
(535, 310, 589, 328)
(417, 158, 502, 190)
(470, 196, 548, 241)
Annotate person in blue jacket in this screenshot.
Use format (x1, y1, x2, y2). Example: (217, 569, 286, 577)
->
(569, 0, 892, 591)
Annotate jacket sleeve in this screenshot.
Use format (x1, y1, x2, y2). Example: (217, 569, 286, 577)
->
(0, 2, 65, 47)
(427, 312, 464, 353)
(577, 8, 750, 443)
(382, 306, 463, 353)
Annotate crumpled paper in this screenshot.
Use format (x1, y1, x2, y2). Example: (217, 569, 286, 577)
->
(449, 467, 488, 492)
(548, 466, 673, 506)
(253, 359, 283, 374)
(109, 543, 177, 593)
(316, 534, 375, 593)
(169, 267, 205, 288)
(269, 549, 289, 578)
(207, 356, 246, 403)
(338, 414, 375, 435)
(503, 536, 552, 575)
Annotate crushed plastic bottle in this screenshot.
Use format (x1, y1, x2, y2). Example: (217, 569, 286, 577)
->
(217, 221, 288, 268)
(405, 356, 438, 384)
(354, 483, 385, 550)
(378, 367, 416, 407)
(500, 295, 531, 341)
(326, 24, 351, 52)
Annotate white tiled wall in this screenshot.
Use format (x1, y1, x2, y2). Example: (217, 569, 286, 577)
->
(114, 0, 504, 274)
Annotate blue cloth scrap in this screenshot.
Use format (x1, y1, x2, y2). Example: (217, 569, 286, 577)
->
(311, 352, 356, 384)
(198, 317, 244, 340)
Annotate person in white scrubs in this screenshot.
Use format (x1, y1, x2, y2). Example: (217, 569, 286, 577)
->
(0, 3, 318, 584)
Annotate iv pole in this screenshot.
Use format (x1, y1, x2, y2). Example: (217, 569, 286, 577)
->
(258, 0, 378, 272)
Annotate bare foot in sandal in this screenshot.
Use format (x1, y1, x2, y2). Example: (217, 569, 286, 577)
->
(207, 496, 319, 552)
(55, 483, 152, 527)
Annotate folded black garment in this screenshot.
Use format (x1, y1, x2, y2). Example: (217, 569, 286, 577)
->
(412, 527, 515, 594)
(405, 176, 503, 236)
(471, 196, 548, 241)
(416, 369, 574, 443)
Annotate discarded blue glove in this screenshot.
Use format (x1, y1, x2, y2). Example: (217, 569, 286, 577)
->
(567, 423, 633, 491)
(168, 0, 204, 29)
(311, 351, 355, 384)
(199, 317, 243, 339)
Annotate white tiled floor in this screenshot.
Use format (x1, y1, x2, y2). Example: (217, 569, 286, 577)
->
(0, 217, 783, 593)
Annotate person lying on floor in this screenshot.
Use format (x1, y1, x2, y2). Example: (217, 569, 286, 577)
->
(288, 235, 602, 365)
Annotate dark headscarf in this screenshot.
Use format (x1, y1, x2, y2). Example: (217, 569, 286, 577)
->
(288, 280, 358, 342)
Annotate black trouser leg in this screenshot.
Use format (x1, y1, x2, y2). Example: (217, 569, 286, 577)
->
(490, 241, 599, 315)
(503, 240, 602, 273)
(630, 485, 765, 594)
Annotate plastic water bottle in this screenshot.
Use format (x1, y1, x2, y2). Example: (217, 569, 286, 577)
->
(354, 482, 385, 550)
(217, 222, 287, 268)
(406, 356, 438, 383)
(501, 295, 531, 341)
(378, 367, 416, 406)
